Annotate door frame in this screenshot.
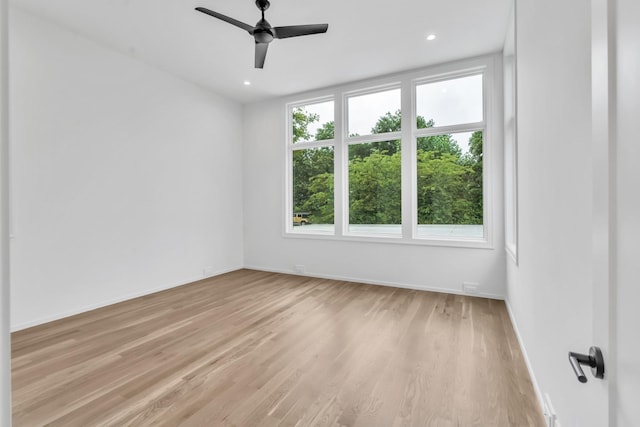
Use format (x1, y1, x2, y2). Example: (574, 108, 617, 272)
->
(0, 0, 11, 424)
(591, 0, 617, 425)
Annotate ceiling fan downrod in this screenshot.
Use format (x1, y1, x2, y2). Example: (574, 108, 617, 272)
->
(255, 0, 270, 12)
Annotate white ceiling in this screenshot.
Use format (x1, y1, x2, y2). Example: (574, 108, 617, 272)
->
(13, 0, 513, 104)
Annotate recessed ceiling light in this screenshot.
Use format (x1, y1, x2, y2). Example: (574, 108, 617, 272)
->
(426, 34, 437, 41)
(243, 81, 251, 86)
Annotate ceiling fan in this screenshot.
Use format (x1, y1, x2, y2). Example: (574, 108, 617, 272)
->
(195, 0, 329, 69)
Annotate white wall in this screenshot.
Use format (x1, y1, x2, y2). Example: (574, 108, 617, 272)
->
(506, 0, 596, 425)
(9, 8, 244, 330)
(243, 60, 506, 298)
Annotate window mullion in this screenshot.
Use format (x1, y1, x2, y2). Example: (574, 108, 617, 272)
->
(345, 132, 402, 145)
(401, 79, 413, 240)
(414, 122, 485, 137)
(291, 139, 335, 150)
(334, 93, 345, 237)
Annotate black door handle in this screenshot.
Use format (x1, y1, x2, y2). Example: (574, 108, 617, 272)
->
(568, 346, 605, 383)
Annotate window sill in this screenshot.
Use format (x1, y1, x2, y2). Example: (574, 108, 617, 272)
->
(283, 229, 493, 250)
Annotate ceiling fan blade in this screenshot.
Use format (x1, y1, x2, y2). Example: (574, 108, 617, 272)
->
(255, 42, 269, 69)
(195, 7, 254, 34)
(273, 24, 328, 39)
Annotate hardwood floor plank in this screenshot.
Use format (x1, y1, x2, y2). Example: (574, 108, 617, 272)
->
(11, 269, 545, 426)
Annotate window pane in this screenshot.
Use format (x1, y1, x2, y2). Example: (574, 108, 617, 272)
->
(292, 101, 334, 143)
(348, 89, 401, 137)
(416, 131, 483, 238)
(292, 147, 334, 232)
(416, 74, 483, 129)
(348, 141, 401, 235)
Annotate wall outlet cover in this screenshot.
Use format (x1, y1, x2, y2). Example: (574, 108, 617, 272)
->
(462, 281, 479, 293)
(203, 266, 215, 277)
(294, 265, 305, 274)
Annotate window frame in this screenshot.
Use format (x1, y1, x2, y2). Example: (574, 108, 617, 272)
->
(344, 84, 403, 238)
(504, 5, 519, 263)
(411, 70, 488, 243)
(285, 96, 336, 236)
(284, 55, 498, 249)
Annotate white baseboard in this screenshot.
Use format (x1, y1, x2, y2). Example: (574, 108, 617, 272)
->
(10, 265, 243, 332)
(243, 265, 505, 300)
(12, 264, 505, 332)
(505, 300, 545, 416)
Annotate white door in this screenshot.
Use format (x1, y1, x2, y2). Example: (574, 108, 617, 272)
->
(513, 0, 610, 424)
(592, 0, 640, 425)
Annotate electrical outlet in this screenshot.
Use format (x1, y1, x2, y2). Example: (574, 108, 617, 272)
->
(294, 265, 305, 274)
(203, 266, 215, 277)
(462, 281, 479, 294)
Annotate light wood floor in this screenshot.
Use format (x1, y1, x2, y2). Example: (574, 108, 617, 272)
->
(12, 269, 545, 426)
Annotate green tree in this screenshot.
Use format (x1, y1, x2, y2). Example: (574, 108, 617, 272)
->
(350, 110, 462, 158)
(417, 152, 474, 224)
(315, 121, 334, 141)
(416, 119, 463, 158)
(347, 111, 404, 223)
(371, 110, 401, 134)
(292, 107, 319, 143)
(417, 134, 462, 158)
(291, 107, 483, 227)
(416, 131, 483, 225)
(349, 150, 401, 224)
(291, 108, 334, 223)
(369, 109, 429, 132)
(292, 147, 334, 218)
(469, 130, 483, 159)
(301, 171, 334, 223)
(349, 110, 403, 159)
(457, 131, 483, 224)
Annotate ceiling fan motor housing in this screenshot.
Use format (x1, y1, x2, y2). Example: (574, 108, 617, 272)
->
(254, 27, 274, 43)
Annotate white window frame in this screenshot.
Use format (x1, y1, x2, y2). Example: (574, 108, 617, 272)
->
(284, 55, 499, 249)
(411, 70, 488, 243)
(285, 96, 336, 236)
(504, 4, 519, 263)
(344, 83, 403, 238)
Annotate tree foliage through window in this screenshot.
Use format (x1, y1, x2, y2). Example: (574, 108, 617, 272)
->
(291, 107, 482, 226)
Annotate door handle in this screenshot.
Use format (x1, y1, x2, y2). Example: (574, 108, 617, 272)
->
(568, 346, 605, 383)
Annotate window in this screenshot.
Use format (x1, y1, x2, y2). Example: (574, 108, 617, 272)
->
(288, 100, 335, 234)
(348, 141, 401, 235)
(414, 74, 485, 239)
(286, 56, 495, 247)
(415, 75, 483, 128)
(346, 88, 402, 235)
(347, 88, 401, 136)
